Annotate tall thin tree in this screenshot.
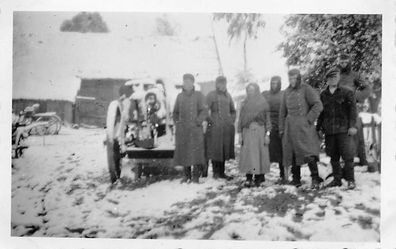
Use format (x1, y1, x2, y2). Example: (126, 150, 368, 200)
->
(213, 13, 266, 73)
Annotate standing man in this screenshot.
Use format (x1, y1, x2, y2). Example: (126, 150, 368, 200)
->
(262, 76, 286, 184)
(206, 76, 236, 180)
(279, 69, 323, 189)
(317, 67, 357, 189)
(337, 53, 372, 166)
(173, 73, 208, 183)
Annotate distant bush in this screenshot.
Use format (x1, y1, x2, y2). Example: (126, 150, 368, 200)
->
(154, 15, 178, 36)
(60, 12, 109, 33)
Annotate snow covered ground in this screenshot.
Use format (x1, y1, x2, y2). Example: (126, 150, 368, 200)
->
(11, 127, 380, 241)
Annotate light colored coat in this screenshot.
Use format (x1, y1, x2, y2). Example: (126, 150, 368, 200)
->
(279, 83, 323, 166)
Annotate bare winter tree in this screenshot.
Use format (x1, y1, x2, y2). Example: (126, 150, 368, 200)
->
(60, 12, 109, 33)
(213, 13, 265, 82)
(154, 14, 178, 36)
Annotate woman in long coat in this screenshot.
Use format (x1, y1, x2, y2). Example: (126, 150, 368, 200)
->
(206, 76, 236, 180)
(238, 83, 271, 187)
(173, 73, 208, 183)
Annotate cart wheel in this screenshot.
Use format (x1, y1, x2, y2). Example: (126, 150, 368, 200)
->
(29, 124, 47, 136)
(106, 101, 122, 183)
(36, 115, 62, 135)
(46, 115, 62, 135)
(54, 115, 62, 134)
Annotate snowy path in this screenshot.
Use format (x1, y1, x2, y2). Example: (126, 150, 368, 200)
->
(11, 127, 380, 241)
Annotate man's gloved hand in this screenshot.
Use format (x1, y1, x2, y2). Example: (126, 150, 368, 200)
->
(348, 127, 358, 136)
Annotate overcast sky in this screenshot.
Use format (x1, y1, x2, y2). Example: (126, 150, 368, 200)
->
(14, 11, 289, 91)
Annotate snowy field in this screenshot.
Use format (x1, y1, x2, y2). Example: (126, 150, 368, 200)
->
(11, 127, 380, 241)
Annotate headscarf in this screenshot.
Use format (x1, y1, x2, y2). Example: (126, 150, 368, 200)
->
(239, 83, 269, 129)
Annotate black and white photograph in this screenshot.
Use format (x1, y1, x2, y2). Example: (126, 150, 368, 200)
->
(1, 0, 395, 248)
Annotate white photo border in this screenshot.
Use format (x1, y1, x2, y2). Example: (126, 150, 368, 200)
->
(0, 0, 394, 248)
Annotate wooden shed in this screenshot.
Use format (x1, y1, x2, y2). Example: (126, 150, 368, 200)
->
(74, 78, 129, 127)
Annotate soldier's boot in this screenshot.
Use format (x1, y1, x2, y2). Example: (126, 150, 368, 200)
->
(212, 161, 220, 179)
(244, 174, 254, 188)
(289, 164, 302, 187)
(192, 165, 200, 183)
(327, 160, 342, 188)
(347, 181, 356, 190)
(254, 174, 265, 187)
(201, 161, 209, 178)
(327, 177, 342, 187)
(344, 159, 356, 190)
(181, 166, 192, 183)
(218, 161, 233, 180)
(307, 156, 323, 189)
(275, 162, 287, 184)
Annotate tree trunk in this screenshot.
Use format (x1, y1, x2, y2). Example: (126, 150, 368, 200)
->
(243, 32, 248, 73)
(211, 19, 224, 76)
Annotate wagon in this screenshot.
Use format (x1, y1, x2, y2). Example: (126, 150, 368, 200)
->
(12, 110, 62, 158)
(105, 80, 175, 183)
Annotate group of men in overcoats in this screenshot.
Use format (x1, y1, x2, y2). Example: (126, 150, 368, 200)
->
(172, 53, 371, 189)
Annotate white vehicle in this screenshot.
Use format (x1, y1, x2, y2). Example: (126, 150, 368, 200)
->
(105, 79, 175, 183)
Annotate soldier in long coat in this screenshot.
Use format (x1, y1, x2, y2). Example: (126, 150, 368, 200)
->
(206, 76, 236, 180)
(173, 73, 208, 183)
(262, 76, 285, 183)
(279, 69, 323, 189)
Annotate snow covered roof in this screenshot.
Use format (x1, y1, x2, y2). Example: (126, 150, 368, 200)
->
(13, 32, 220, 101)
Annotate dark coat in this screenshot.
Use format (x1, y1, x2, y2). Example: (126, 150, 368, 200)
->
(279, 83, 323, 166)
(206, 90, 236, 162)
(317, 86, 357, 135)
(262, 90, 283, 131)
(262, 90, 283, 162)
(338, 69, 372, 104)
(173, 90, 208, 166)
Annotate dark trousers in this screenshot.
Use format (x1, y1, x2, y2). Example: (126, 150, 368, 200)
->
(291, 153, 300, 182)
(212, 160, 225, 177)
(291, 153, 320, 182)
(269, 130, 284, 179)
(354, 117, 367, 164)
(184, 165, 202, 179)
(325, 133, 355, 182)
